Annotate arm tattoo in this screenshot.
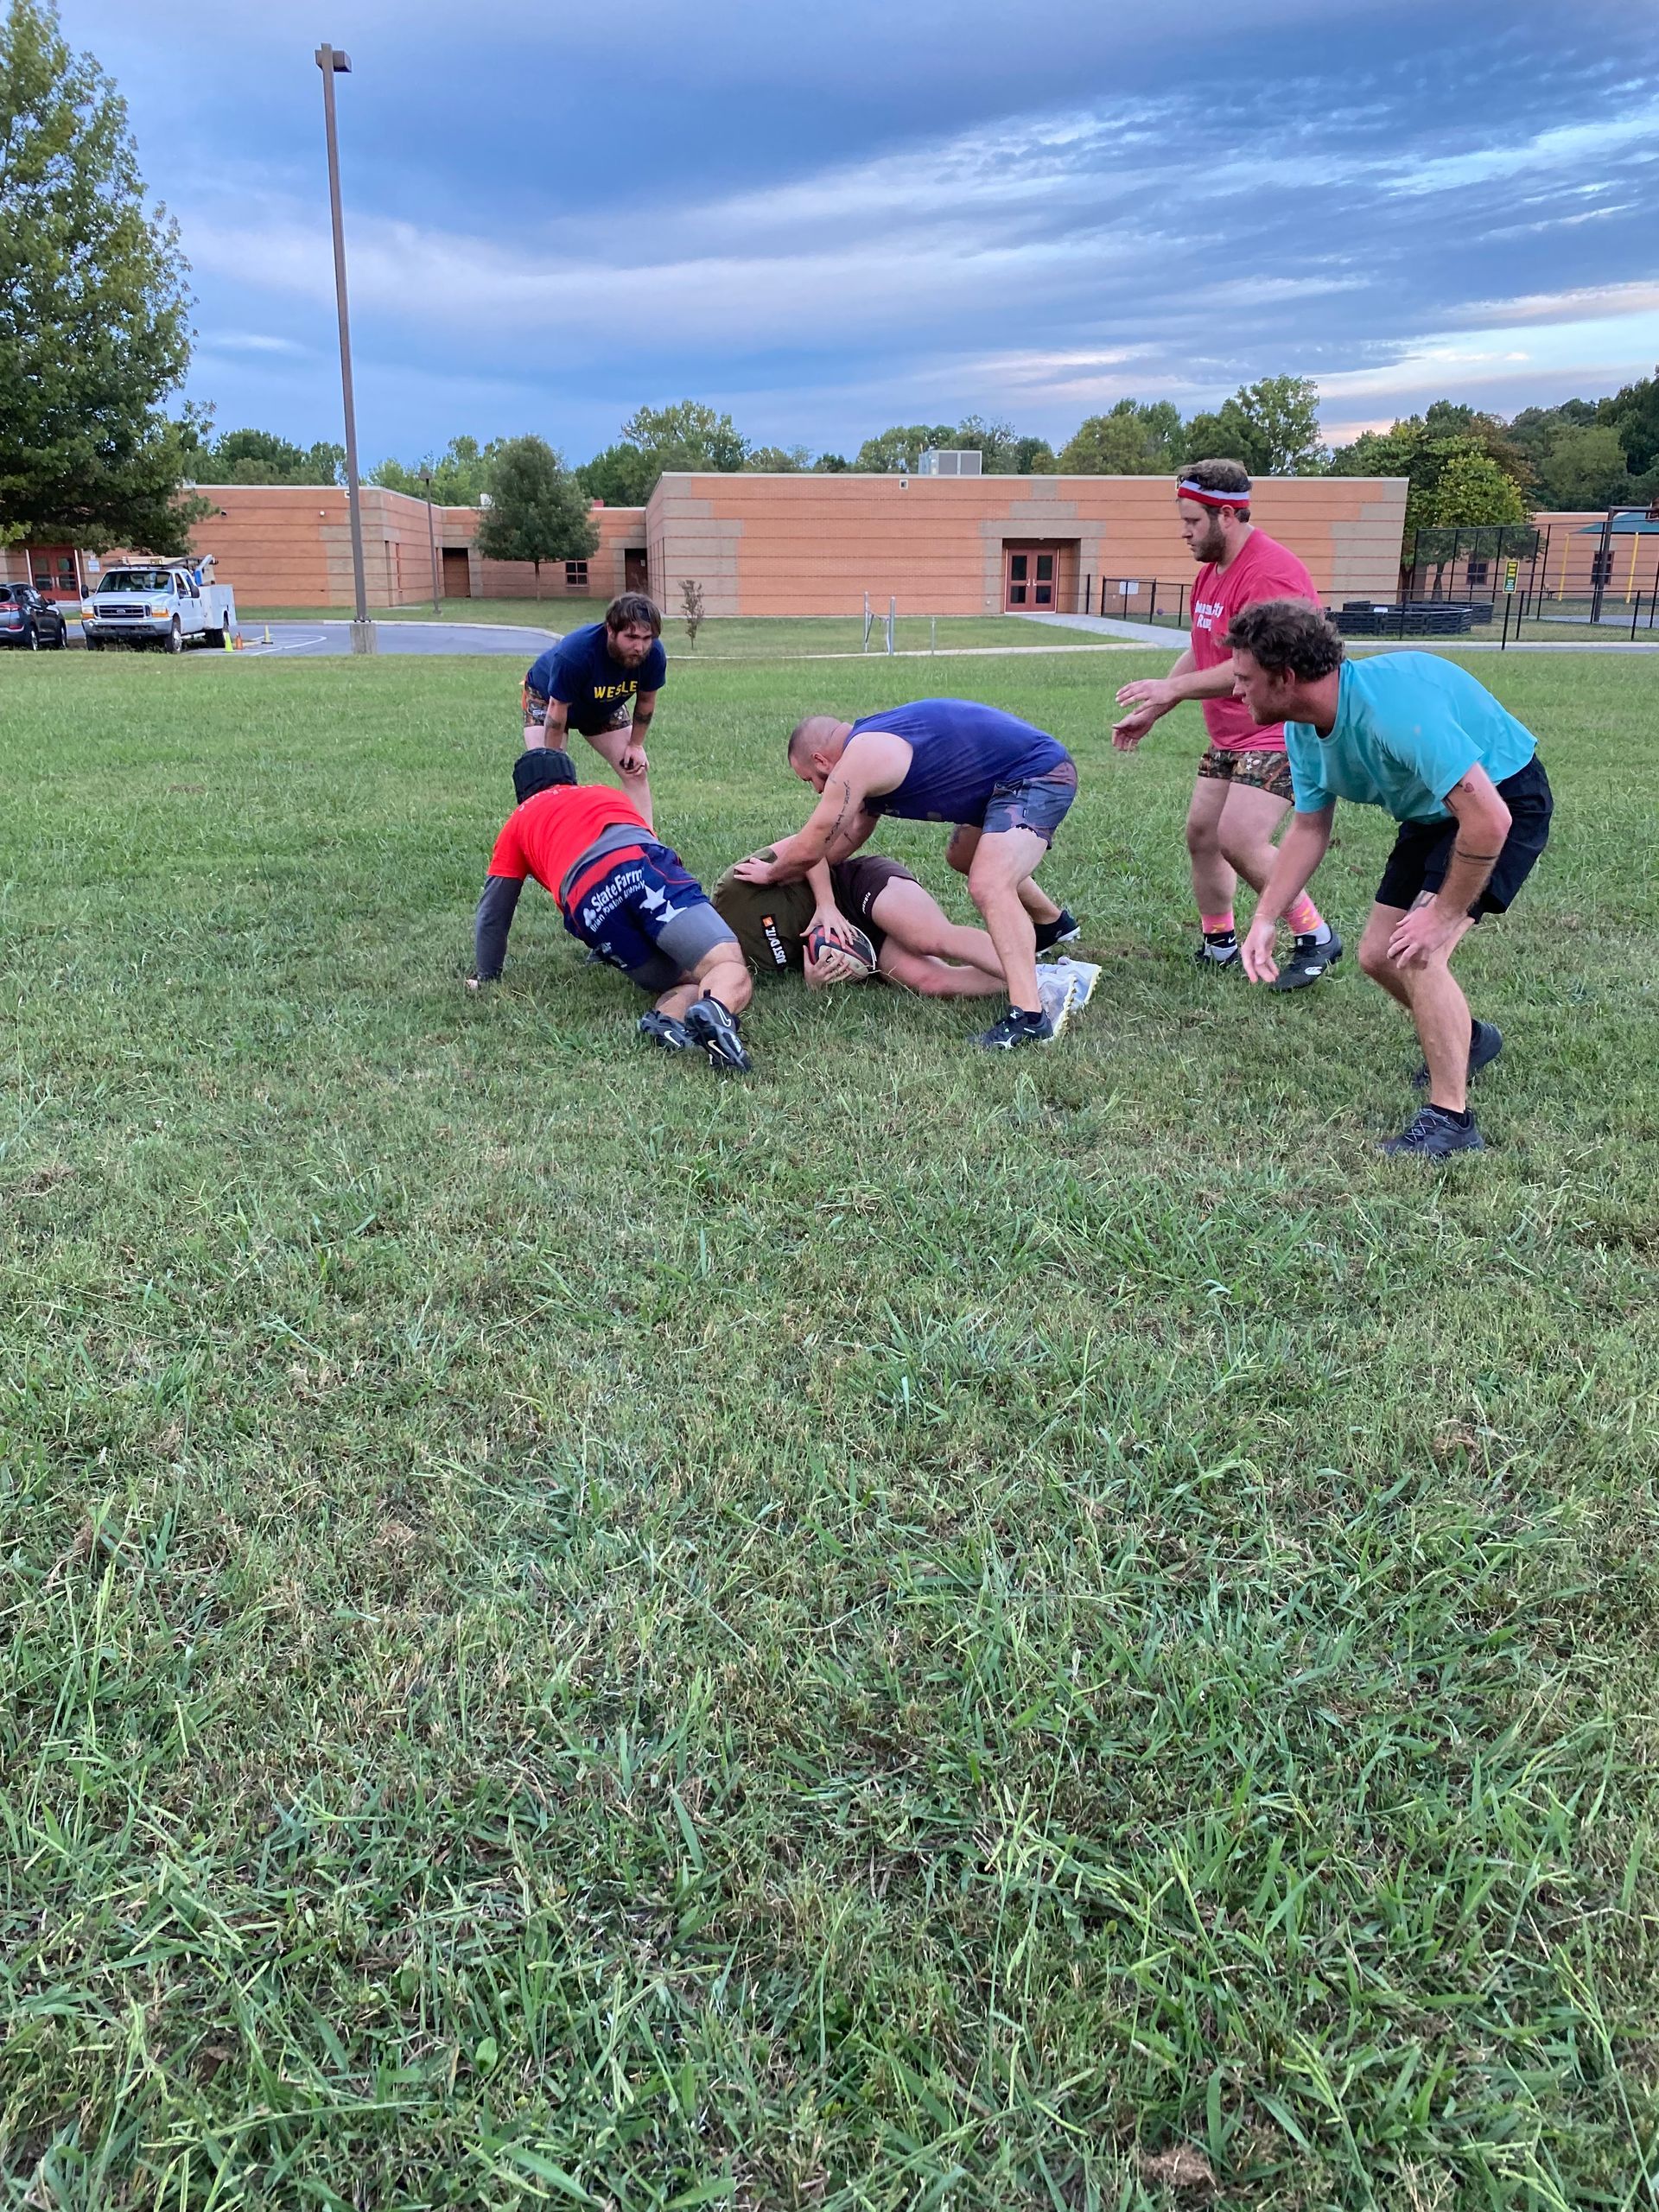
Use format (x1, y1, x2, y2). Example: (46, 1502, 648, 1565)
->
(824, 773, 856, 846)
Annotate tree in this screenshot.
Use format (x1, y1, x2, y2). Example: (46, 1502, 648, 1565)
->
(1326, 422, 1421, 482)
(370, 435, 495, 504)
(0, 0, 205, 551)
(575, 442, 658, 506)
(573, 401, 750, 504)
(1421, 401, 1532, 497)
(812, 452, 851, 473)
(952, 414, 1022, 471)
(1428, 448, 1526, 527)
(620, 400, 748, 473)
(1181, 399, 1271, 476)
(474, 435, 597, 596)
(1600, 372, 1659, 478)
(743, 444, 810, 472)
(1534, 423, 1630, 511)
(1509, 398, 1598, 461)
(1058, 399, 1182, 474)
(209, 428, 344, 485)
(678, 577, 705, 649)
(1233, 376, 1325, 474)
(855, 424, 955, 473)
(1008, 435, 1058, 474)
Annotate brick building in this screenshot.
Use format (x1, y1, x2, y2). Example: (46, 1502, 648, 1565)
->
(5, 470, 1412, 616)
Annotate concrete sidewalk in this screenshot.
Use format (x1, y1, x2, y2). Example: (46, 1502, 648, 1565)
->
(1018, 611, 1178, 647)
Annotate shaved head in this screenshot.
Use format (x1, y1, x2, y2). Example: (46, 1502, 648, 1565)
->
(788, 715, 847, 772)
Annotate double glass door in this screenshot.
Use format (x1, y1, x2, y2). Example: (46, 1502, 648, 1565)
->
(1005, 546, 1055, 609)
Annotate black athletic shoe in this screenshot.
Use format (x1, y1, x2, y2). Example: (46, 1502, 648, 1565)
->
(638, 1010, 694, 1052)
(1033, 909, 1080, 952)
(684, 995, 752, 1071)
(974, 1006, 1055, 1051)
(1270, 925, 1343, 990)
(1193, 937, 1240, 970)
(1380, 1106, 1485, 1160)
(1412, 1018, 1503, 1091)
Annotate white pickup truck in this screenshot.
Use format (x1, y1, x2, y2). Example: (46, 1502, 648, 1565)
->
(83, 558, 238, 652)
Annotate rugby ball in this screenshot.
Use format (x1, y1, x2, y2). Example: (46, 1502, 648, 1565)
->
(805, 920, 877, 977)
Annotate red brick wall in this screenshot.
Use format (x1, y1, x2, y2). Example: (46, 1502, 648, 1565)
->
(175, 488, 647, 610)
(645, 472, 1408, 618)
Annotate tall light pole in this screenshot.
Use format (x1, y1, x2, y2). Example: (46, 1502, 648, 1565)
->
(315, 43, 374, 654)
(421, 467, 442, 614)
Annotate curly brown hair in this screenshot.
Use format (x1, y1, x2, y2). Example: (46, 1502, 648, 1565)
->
(1227, 598, 1344, 679)
(605, 591, 662, 636)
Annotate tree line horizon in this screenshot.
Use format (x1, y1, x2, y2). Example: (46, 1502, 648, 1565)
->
(203, 377, 1659, 549)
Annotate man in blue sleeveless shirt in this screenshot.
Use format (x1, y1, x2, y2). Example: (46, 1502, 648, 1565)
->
(734, 697, 1080, 1049)
(1231, 601, 1552, 1158)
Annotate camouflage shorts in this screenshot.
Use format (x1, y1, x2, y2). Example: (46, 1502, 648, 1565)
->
(1196, 745, 1294, 802)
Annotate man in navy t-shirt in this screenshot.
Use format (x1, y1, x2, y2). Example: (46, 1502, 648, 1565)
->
(734, 698, 1083, 1051)
(522, 592, 668, 829)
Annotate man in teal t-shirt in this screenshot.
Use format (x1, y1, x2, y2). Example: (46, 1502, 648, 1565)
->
(1228, 603, 1553, 1159)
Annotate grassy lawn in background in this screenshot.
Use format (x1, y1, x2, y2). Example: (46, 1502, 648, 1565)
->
(232, 603, 1113, 658)
(1, 649, 1656, 2209)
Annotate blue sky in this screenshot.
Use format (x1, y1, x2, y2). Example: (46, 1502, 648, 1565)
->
(61, 0, 1659, 468)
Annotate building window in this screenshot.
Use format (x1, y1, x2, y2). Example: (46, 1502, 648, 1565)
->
(1590, 550, 1615, 587)
(565, 561, 589, 590)
(1465, 559, 1489, 588)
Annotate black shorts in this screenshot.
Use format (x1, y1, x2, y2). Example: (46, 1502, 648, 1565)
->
(1376, 754, 1553, 918)
(830, 855, 916, 955)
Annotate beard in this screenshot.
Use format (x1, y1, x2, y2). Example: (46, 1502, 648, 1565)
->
(1194, 518, 1227, 563)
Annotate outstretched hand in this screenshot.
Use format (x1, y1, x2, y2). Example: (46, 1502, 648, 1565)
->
(1110, 709, 1158, 752)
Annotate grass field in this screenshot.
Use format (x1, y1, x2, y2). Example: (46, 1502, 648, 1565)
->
(232, 603, 1096, 660)
(2, 648, 1656, 2210)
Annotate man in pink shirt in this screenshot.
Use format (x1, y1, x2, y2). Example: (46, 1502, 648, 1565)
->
(1110, 458, 1341, 989)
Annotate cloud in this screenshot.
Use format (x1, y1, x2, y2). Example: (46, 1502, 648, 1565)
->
(120, 2, 1659, 454)
(1383, 98, 1659, 198)
(1446, 278, 1659, 329)
(201, 332, 307, 354)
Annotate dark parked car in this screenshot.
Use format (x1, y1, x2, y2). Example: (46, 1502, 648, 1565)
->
(0, 583, 70, 650)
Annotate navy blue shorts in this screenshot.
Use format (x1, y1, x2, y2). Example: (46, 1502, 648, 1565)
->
(980, 759, 1077, 845)
(560, 842, 734, 993)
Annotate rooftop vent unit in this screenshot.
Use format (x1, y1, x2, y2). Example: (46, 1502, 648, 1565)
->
(918, 448, 982, 477)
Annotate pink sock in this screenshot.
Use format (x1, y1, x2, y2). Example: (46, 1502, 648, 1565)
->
(1200, 911, 1236, 936)
(1285, 893, 1324, 936)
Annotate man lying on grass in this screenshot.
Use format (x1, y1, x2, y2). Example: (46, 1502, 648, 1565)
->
(467, 750, 753, 1071)
(1231, 601, 1553, 1158)
(712, 850, 1098, 1018)
(734, 698, 1084, 1051)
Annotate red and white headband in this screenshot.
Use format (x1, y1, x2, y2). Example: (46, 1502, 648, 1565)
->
(1176, 479, 1251, 508)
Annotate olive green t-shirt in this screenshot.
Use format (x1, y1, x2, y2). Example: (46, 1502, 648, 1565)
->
(710, 868, 815, 976)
